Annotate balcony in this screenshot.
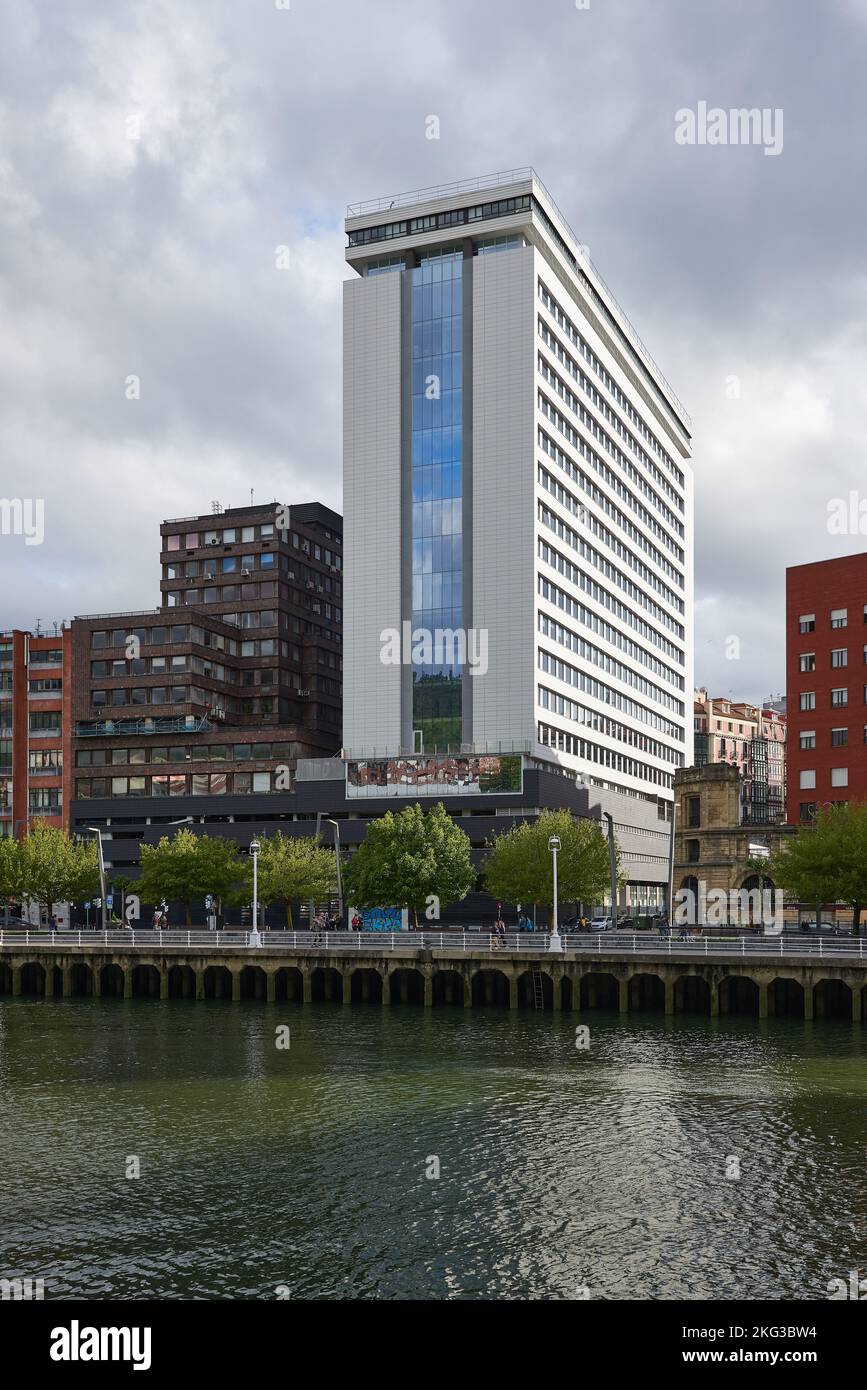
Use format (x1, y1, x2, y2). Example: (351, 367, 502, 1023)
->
(75, 715, 212, 737)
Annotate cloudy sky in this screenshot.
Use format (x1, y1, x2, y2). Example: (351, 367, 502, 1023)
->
(1, 0, 865, 703)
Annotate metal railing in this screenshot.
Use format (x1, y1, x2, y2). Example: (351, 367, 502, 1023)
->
(0, 929, 864, 961)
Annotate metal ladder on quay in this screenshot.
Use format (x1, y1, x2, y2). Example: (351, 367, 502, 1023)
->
(530, 967, 545, 1010)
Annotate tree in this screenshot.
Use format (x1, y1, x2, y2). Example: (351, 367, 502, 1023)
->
(0, 835, 22, 925)
(483, 808, 614, 928)
(770, 801, 867, 934)
(16, 820, 100, 922)
(343, 802, 474, 928)
(138, 828, 245, 926)
(255, 832, 337, 928)
(110, 873, 135, 925)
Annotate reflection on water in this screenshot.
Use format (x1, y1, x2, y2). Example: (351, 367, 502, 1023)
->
(0, 999, 865, 1300)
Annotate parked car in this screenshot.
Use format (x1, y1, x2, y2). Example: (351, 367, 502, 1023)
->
(785, 920, 852, 938)
(588, 915, 614, 932)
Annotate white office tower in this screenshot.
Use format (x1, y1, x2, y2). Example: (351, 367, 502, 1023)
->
(342, 170, 693, 900)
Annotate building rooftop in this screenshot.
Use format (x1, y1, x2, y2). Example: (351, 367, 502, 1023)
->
(346, 167, 691, 436)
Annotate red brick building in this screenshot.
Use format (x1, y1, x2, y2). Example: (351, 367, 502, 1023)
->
(786, 552, 867, 823)
(0, 627, 72, 838)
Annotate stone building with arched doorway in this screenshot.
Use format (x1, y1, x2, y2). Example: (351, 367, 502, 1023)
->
(673, 764, 795, 919)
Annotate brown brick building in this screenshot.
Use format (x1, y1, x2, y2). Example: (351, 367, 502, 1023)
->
(0, 626, 72, 839)
(68, 500, 341, 819)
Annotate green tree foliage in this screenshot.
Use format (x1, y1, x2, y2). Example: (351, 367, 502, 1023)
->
(255, 832, 338, 928)
(770, 801, 867, 934)
(343, 802, 474, 928)
(483, 808, 614, 927)
(15, 820, 100, 920)
(110, 874, 135, 925)
(0, 834, 23, 924)
(138, 828, 245, 926)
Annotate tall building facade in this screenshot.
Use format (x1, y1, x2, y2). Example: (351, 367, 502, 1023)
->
(342, 171, 693, 884)
(0, 627, 71, 839)
(786, 552, 867, 824)
(66, 501, 342, 879)
(693, 687, 786, 824)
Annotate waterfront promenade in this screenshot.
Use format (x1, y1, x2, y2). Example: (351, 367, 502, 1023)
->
(1, 929, 865, 1019)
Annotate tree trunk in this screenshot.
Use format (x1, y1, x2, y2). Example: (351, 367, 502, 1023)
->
(412, 905, 418, 930)
(286, 900, 293, 930)
(853, 902, 861, 938)
(185, 902, 191, 926)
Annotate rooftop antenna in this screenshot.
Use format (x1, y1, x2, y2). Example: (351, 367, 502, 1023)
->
(211, 500, 223, 515)
(34, 618, 42, 636)
(250, 488, 254, 506)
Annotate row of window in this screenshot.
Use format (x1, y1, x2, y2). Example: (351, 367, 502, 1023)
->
(164, 552, 276, 579)
(28, 678, 62, 693)
(163, 584, 342, 621)
(540, 693, 682, 765)
(539, 498, 684, 620)
(538, 614, 683, 720)
(90, 689, 289, 716)
(797, 688, 867, 710)
(537, 654, 681, 739)
(537, 584, 683, 691)
(165, 523, 342, 563)
(537, 718, 675, 790)
(29, 714, 61, 733)
(165, 581, 278, 605)
(538, 354, 684, 553)
(798, 609, 857, 633)
(76, 741, 295, 766)
(347, 194, 533, 247)
(799, 768, 849, 789)
(90, 647, 299, 682)
(538, 281, 685, 491)
(30, 750, 62, 771)
(799, 727, 867, 749)
(537, 445, 684, 595)
(574, 267, 692, 441)
(164, 552, 340, 592)
(76, 771, 284, 798)
(798, 647, 867, 671)
(537, 318, 685, 534)
(538, 572, 683, 668)
(538, 535, 683, 643)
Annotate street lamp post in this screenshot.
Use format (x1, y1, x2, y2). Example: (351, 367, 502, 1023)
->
(86, 826, 108, 933)
(548, 834, 562, 952)
(250, 838, 261, 943)
(326, 819, 343, 925)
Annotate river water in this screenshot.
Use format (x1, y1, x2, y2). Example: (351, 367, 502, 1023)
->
(1, 998, 865, 1300)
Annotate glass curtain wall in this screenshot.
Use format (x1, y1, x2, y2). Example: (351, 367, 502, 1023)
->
(411, 249, 463, 749)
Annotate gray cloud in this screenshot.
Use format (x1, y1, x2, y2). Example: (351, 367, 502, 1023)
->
(1, 0, 866, 705)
